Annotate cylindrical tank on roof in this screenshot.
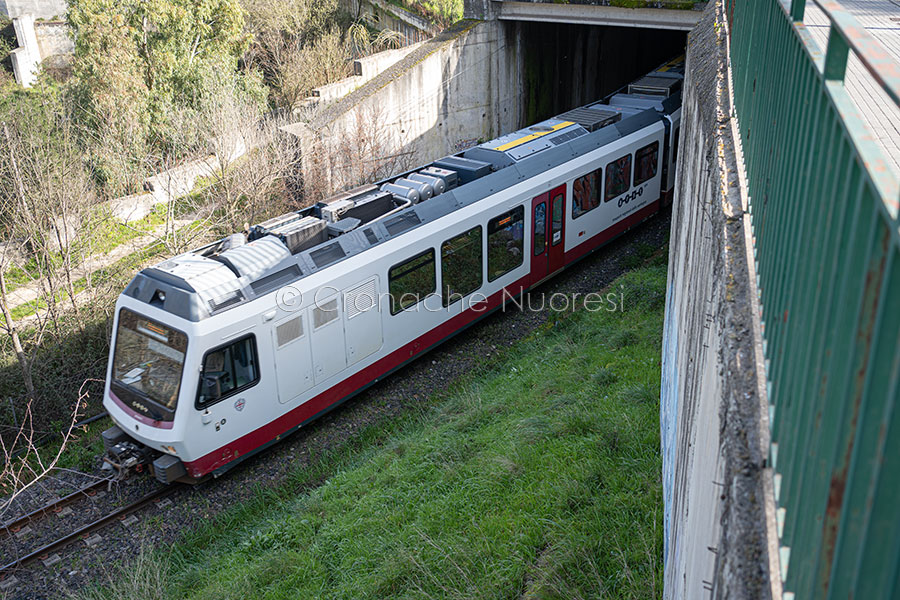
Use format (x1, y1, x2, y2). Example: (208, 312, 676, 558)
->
(408, 172, 446, 196)
(395, 178, 433, 201)
(381, 182, 420, 204)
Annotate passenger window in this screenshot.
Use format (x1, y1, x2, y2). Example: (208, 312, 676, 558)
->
(551, 194, 563, 245)
(605, 154, 632, 202)
(533, 202, 547, 256)
(441, 226, 483, 306)
(197, 336, 259, 407)
(572, 169, 601, 218)
(634, 141, 659, 186)
(389, 249, 436, 314)
(487, 206, 525, 282)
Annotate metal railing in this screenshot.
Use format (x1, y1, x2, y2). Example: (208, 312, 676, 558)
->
(725, 0, 900, 597)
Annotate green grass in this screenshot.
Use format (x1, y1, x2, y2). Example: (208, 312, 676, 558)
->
(385, 0, 464, 25)
(8, 219, 205, 321)
(621, 242, 658, 270)
(81, 262, 667, 600)
(56, 417, 110, 471)
(2, 415, 110, 482)
(2, 203, 169, 293)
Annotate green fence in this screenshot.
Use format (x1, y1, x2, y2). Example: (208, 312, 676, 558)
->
(725, 0, 900, 597)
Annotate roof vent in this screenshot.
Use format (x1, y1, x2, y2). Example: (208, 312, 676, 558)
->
(627, 75, 682, 97)
(208, 290, 244, 312)
(309, 242, 346, 269)
(555, 107, 621, 132)
(269, 218, 327, 255)
(384, 212, 421, 236)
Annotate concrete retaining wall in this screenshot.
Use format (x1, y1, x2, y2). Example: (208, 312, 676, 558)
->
(7, 16, 72, 86)
(286, 19, 522, 196)
(34, 20, 72, 61)
(300, 43, 424, 109)
(661, 2, 777, 598)
(9, 14, 39, 87)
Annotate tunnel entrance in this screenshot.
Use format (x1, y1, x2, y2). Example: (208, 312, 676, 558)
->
(510, 22, 688, 125)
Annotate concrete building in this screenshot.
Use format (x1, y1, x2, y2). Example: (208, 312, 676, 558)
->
(0, 0, 66, 19)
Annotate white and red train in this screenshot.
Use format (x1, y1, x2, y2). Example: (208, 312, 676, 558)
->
(101, 59, 684, 483)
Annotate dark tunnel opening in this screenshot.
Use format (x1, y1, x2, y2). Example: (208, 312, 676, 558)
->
(511, 22, 688, 125)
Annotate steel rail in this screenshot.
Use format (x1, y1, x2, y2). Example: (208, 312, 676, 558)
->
(0, 484, 179, 577)
(0, 477, 115, 540)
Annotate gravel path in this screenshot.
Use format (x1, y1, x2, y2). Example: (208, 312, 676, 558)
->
(6, 219, 194, 321)
(1, 208, 670, 600)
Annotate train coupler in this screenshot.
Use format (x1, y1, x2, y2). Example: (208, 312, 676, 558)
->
(100, 425, 158, 479)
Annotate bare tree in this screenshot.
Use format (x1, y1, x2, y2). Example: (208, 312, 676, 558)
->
(301, 103, 417, 202)
(0, 99, 96, 333)
(194, 71, 304, 234)
(0, 243, 37, 401)
(0, 380, 93, 521)
(262, 27, 351, 112)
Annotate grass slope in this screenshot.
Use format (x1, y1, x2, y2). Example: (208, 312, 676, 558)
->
(85, 261, 667, 600)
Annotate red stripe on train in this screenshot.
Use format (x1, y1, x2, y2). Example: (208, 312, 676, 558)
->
(183, 198, 661, 477)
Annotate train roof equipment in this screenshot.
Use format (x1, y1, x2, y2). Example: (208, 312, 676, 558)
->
(124, 73, 682, 324)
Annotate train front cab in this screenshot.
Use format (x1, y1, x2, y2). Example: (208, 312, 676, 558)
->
(101, 297, 266, 484)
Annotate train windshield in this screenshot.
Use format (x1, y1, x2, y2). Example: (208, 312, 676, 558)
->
(112, 309, 187, 411)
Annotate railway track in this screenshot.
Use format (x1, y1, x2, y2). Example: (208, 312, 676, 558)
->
(0, 480, 179, 578)
(0, 477, 114, 541)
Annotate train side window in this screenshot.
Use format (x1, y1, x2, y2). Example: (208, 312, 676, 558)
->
(533, 202, 547, 255)
(389, 249, 436, 314)
(487, 205, 525, 282)
(572, 169, 601, 218)
(441, 226, 483, 306)
(551, 194, 563, 245)
(605, 154, 632, 202)
(633, 141, 660, 186)
(197, 335, 259, 408)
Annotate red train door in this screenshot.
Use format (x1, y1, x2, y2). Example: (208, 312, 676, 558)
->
(547, 184, 567, 274)
(531, 193, 549, 284)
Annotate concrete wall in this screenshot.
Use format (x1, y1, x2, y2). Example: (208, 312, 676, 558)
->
(286, 19, 523, 196)
(9, 14, 39, 87)
(7, 16, 72, 86)
(34, 20, 72, 61)
(662, 2, 778, 599)
(340, 0, 436, 45)
(286, 16, 685, 197)
(300, 43, 424, 109)
(0, 0, 65, 19)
